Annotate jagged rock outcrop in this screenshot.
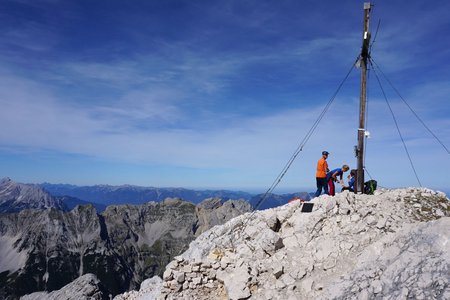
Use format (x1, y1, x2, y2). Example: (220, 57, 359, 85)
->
(20, 274, 108, 300)
(114, 276, 163, 300)
(0, 178, 67, 213)
(124, 188, 449, 300)
(0, 197, 251, 299)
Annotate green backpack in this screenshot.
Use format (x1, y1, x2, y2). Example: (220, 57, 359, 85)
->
(364, 180, 377, 195)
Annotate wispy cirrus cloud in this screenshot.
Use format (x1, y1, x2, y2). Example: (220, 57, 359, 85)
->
(0, 73, 350, 166)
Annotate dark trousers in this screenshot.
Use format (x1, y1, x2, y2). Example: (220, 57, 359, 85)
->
(315, 177, 328, 197)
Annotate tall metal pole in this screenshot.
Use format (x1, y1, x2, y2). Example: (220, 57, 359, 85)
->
(356, 3, 371, 193)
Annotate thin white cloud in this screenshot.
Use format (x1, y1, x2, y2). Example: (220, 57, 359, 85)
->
(0, 74, 349, 166)
(57, 50, 242, 96)
(0, 21, 58, 52)
(65, 62, 143, 84)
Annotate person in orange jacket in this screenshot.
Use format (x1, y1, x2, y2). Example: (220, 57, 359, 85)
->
(314, 151, 330, 197)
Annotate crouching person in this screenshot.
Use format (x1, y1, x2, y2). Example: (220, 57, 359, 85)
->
(342, 169, 357, 193)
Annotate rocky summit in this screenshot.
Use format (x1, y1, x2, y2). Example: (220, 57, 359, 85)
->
(115, 188, 449, 300)
(0, 197, 251, 299)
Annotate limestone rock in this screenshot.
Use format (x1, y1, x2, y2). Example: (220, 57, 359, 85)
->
(116, 188, 450, 300)
(273, 265, 284, 279)
(113, 276, 162, 300)
(223, 266, 251, 300)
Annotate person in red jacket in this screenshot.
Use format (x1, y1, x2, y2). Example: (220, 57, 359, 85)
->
(314, 151, 330, 197)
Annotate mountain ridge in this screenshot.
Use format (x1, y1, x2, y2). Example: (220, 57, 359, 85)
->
(0, 196, 252, 299)
(0, 178, 67, 213)
(39, 182, 254, 207)
(40, 181, 312, 210)
(1, 178, 314, 212)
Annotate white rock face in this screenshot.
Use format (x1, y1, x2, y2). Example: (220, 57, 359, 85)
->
(323, 218, 450, 299)
(20, 274, 106, 300)
(114, 188, 450, 300)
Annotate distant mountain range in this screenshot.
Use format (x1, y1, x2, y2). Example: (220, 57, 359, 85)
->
(40, 182, 312, 211)
(40, 182, 254, 206)
(0, 177, 313, 214)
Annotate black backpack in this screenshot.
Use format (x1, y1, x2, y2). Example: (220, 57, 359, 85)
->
(364, 180, 377, 195)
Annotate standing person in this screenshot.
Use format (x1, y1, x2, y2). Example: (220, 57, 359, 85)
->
(314, 151, 330, 197)
(327, 165, 350, 196)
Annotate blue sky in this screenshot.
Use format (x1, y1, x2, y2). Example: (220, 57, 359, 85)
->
(0, 0, 449, 193)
